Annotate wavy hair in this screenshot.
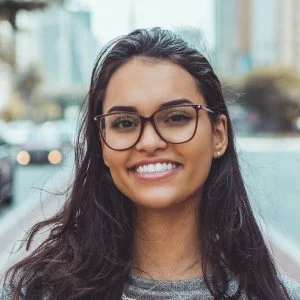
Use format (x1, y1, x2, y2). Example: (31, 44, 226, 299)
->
(4, 27, 290, 299)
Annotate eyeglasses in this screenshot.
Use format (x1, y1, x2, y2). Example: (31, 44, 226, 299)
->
(93, 104, 215, 151)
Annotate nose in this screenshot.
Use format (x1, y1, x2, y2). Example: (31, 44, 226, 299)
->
(135, 121, 167, 153)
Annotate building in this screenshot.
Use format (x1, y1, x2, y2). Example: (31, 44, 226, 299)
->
(0, 21, 14, 110)
(215, 0, 252, 76)
(250, 0, 278, 67)
(16, 3, 99, 90)
(278, 0, 300, 68)
(215, 0, 300, 77)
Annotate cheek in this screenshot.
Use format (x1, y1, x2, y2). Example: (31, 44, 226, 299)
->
(188, 146, 213, 178)
(102, 146, 121, 169)
(183, 130, 214, 181)
(103, 147, 129, 184)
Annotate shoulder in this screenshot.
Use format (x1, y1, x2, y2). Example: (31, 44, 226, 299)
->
(281, 277, 300, 299)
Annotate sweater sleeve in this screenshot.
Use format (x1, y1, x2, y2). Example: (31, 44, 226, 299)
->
(282, 277, 300, 300)
(0, 286, 11, 300)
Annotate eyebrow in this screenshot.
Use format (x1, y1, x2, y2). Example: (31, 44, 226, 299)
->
(106, 98, 194, 113)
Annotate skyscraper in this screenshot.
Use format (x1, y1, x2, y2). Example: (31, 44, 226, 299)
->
(215, 0, 300, 76)
(16, 3, 99, 88)
(278, 0, 300, 68)
(215, 0, 251, 76)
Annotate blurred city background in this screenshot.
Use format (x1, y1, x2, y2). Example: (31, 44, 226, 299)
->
(0, 0, 299, 283)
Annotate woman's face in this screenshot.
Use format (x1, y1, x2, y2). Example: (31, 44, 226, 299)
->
(101, 58, 227, 210)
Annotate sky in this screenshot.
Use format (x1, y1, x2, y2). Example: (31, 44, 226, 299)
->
(84, 0, 215, 48)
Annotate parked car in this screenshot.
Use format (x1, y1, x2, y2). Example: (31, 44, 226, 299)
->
(0, 134, 14, 206)
(16, 125, 64, 166)
(43, 119, 78, 148)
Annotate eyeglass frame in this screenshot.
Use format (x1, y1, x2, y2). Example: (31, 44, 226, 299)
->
(93, 104, 216, 151)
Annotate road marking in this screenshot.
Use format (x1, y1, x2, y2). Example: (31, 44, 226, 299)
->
(256, 215, 300, 267)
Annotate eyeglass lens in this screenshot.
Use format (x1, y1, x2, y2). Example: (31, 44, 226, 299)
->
(99, 105, 198, 150)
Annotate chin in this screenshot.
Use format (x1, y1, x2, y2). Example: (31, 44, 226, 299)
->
(130, 193, 188, 211)
(134, 200, 176, 211)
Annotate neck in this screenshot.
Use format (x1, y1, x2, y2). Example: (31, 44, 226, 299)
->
(131, 200, 203, 280)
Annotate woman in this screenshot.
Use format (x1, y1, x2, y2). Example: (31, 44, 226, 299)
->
(3, 27, 300, 300)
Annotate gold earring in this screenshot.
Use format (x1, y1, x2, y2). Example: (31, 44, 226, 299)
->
(216, 151, 220, 158)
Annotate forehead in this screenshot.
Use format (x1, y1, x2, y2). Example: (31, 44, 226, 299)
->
(103, 57, 205, 113)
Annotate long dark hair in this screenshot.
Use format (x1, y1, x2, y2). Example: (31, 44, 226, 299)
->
(4, 27, 290, 300)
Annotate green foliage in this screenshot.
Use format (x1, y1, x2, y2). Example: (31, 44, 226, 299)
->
(16, 63, 43, 99)
(0, 0, 65, 29)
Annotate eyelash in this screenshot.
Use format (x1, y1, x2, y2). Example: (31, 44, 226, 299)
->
(165, 112, 192, 122)
(112, 117, 137, 128)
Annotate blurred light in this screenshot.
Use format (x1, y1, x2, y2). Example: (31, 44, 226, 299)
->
(48, 150, 62, 165)
(17, 151, 30, 165)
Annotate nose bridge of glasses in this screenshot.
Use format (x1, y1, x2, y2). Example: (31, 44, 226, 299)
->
(138, 114, 164, 143)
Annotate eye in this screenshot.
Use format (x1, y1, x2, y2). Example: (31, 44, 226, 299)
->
(165, 112, 192, 123)
(112, 117, 137, 129)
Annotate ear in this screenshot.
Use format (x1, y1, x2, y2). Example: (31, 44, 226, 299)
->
(212, 114, 228, 159)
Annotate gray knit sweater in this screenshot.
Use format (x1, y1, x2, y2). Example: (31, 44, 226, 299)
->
(1, 275, 299, 299)
(122, 273, 300, 299)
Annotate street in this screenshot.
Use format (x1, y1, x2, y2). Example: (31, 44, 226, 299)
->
(0, 138, 300, 283)
(0, 152, 74, 281)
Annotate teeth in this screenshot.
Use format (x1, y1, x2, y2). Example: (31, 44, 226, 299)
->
(135, 162, 178, 173)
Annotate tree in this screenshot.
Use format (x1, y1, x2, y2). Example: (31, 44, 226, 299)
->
(0, 0, 65, 66)
(0, 63, 43, 120)
(0, 0, 49, 29)
(241, 66, 300, 132)
(16, 63, 42, 100)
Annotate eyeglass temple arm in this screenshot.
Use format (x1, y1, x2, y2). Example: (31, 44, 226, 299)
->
(198, 105, 215, 114)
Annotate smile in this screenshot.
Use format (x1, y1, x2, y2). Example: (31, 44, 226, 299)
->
(129, 161, 182, 181)
(135, 162, 179, 174)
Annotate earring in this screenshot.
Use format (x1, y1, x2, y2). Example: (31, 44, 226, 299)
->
(216, 151, 220, 158)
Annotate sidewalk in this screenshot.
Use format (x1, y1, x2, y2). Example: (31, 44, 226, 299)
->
(0, 193, 63, 282)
